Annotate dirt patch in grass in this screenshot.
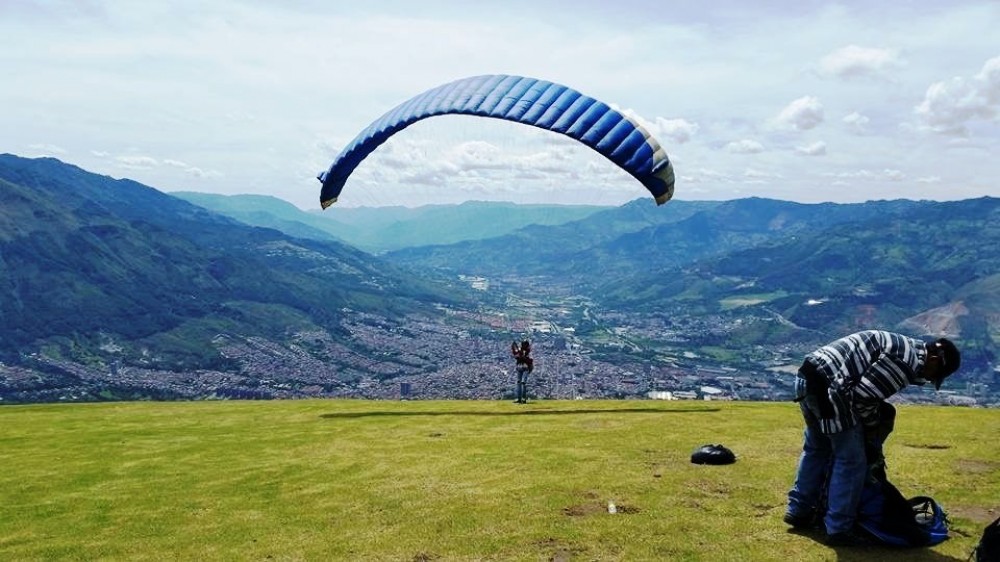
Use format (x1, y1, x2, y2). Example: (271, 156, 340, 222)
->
(689, 479, 732, 496)
(682, 499, 704, 510)
(955, 458, 999, 474)
(550, 550, 572, 562)
(562, 502, 605, 516)
(753, 503, 781, 518)
(561, 502, 640, 516)
(901, 442, 951, 450)
(947, 505, 998, 525)
(534, 537, 587, 561)
(412, 553, 439, 561)
(562, 492, 641, 516)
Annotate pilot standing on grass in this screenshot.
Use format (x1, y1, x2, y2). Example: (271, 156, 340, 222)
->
(783, 330, 960, 546)
(511, 340, 533, 404)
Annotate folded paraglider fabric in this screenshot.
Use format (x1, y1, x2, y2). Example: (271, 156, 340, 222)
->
(690, 444, 737, 465)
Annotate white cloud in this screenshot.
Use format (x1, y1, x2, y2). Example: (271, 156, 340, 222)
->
(744, 168, 783, 181)
(654, 118, 699, 144)
(883, 168, 905, 181)
(163, 159, 222, 178)
(796, 141, 827, 156)
(614, 107, 698, 145)
(683, 168, 734, 184)
(116, 156, 158, 170)
(819, 45, 901, 79)
(916, 54, 1000, 135)
(112, 154, 221, 177)
(775, 96, 824, 131)
(27, 143, 67, 155)
(725, 139, 765, 154)
(402, 168, 451, 187)
(830, 170, 876, 180)
(842, 112, 870, 134)
(448, 141, 537, 173)
(824, 169, 906, 182)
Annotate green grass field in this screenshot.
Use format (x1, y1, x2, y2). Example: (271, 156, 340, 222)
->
(1, 399, 997, 561)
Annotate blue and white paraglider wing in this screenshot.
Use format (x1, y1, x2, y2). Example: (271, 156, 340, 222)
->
(318, 74, 674, 209)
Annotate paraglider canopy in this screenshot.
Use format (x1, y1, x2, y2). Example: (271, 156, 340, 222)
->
(317, 74, 675, 209)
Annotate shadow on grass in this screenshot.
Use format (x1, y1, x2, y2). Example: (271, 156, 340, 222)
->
(787, 528, 967, 561)
(320, 406, 722, 419)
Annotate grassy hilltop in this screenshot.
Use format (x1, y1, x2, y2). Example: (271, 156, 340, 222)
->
(1, 400, 997, 561)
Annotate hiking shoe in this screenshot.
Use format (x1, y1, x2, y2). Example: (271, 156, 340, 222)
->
(826, 530, 871, 547)
(783, 511, 816, 529)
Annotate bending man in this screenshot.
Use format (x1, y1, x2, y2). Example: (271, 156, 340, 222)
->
(784, 330, 960, 546)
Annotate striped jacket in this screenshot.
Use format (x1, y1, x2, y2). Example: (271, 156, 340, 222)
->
(794, 330, 928, 434)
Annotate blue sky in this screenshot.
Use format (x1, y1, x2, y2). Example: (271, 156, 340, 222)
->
(2, 1, 998, 208)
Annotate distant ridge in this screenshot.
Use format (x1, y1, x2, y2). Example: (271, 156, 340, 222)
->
(172, 192, 611, 253)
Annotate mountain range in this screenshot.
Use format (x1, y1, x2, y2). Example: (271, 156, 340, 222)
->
(0, 154, 458, 370)
(184, 186, 999, 370)
(1, 154, 997, 402)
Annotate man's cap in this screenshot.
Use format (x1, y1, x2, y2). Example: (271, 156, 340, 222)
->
(932, 337, 961, 389)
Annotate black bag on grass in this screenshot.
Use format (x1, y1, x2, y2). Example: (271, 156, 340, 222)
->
(690, 444, 736, 465)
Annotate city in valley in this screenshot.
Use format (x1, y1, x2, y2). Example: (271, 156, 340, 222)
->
(3, 276, 995, 407)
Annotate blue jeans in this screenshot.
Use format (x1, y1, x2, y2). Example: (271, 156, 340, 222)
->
(515, 366, 529, 402)
(787, 399, 867, 535)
